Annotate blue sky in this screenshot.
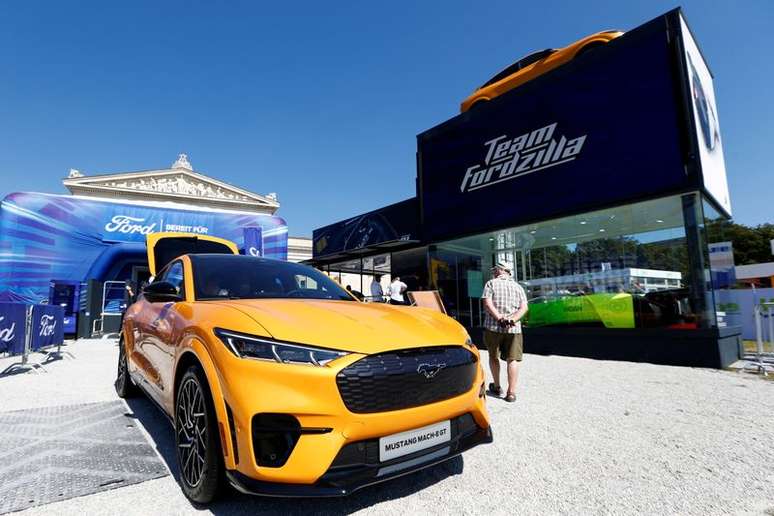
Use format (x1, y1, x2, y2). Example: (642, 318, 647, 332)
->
(0, 1, 771, 236)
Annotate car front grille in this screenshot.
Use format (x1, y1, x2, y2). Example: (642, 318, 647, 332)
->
(336, 346, 478, 413)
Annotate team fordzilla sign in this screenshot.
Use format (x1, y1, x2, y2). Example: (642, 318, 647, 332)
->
(460, 123, 586, 193)
(418, 12, 695, 242)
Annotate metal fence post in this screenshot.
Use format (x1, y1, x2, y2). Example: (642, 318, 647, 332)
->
(768, 303, 773, 355)
(745, 302, 774, 376)
(755, 305, 764, 354)
(21, 304, 32, 367)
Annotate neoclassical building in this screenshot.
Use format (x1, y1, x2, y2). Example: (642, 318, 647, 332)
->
(63, 153, 280, 215)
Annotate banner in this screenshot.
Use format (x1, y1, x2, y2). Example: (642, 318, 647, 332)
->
(0, 302, 28, 355)
(30, 305, 65, 350)
(715, 288, 774, 340)
(243, 227, 263, 256)
(679, 14, 731, 216)
(0, 192, 288, 304)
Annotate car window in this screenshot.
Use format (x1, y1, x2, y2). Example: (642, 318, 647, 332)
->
(517, 48, 555, 69)
(480, 49, 556, 88)
(160, 261, 186, 298)
(294, 274, 319, 290)
(481, 62, 523, 88)
(191, 255, 353, 301)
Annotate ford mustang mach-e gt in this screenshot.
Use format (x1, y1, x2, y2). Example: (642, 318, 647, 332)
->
(115, 232, 492, 503)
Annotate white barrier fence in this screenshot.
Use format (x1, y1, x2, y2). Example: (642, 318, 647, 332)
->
(744, 302, 774, 376)
(715, 288, 774, 342)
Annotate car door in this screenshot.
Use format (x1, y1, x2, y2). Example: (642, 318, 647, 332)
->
(141, 260, 186, 403)
(139, 232, 239, 407)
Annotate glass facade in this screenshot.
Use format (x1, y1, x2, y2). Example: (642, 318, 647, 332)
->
(429, 194, 720, 331)
(313, 193, 731, 339)
(320, 252, 392, 301)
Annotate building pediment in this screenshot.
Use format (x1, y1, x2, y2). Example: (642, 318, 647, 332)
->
(63, 155, 279, 214)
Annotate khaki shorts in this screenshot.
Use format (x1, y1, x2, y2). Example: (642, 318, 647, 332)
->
(483, 329, 523, 362)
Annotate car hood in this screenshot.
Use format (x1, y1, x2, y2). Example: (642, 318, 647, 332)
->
(209, 299, 466, 354)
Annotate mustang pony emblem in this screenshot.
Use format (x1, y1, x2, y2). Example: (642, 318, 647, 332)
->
(417, 362, 446, 379)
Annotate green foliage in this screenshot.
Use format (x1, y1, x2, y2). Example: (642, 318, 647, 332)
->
(707, 220, 774, 265)
(528, 237, 689, 278)
(525, 221, 772, 280)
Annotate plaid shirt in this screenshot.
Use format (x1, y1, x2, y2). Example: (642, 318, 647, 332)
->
(482, 275, 528, 334)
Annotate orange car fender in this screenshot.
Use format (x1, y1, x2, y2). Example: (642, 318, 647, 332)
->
(176, 333, 238, 470)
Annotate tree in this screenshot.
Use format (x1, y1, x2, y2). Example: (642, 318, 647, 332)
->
(706, 220, 774, 265)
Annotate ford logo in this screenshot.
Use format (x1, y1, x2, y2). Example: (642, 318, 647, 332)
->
(417, 362, 446, 379)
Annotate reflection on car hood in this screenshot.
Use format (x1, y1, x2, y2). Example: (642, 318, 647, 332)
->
(208, 299, 466, 354)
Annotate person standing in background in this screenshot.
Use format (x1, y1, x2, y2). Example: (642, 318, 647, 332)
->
(389, 276, 407, 305)
(370, 275, 385, 302)
(482, 262, 528, 403)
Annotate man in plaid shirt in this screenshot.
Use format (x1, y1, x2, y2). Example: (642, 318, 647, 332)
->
(482, 261, 528, 402)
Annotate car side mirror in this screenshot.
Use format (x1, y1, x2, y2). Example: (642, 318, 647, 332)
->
(142, 281, 182, 303)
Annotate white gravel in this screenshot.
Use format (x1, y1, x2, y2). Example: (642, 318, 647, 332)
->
(2, 339, 774, 515)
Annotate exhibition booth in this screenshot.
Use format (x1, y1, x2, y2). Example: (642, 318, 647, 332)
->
(310, 9, 741, 368)
(0, 191, 288, 336)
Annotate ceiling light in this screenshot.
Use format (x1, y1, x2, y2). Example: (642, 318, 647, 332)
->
(530, 230, 536, 234)
(551, 237, 557, 240)
(656, 219, 664, 223)
(580, 221, 587, 225)
(599, 229, 606, 232)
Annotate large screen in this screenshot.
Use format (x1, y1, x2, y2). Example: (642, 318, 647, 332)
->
(313, 198, 419, 258)
(679, 14, 731, 216)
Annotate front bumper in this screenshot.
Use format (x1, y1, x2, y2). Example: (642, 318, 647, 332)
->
(226, 416, 492, 497)
(216, 341, 492, 485)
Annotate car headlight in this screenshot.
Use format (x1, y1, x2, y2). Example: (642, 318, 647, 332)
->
(214, 328, 348, 366)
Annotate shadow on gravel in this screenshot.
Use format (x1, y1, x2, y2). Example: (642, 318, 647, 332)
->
(124, 396, 465, 515)
(124, 397, 178, 478)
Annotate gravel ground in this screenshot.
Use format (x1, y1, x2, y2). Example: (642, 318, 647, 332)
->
(2, 338, 774, 515)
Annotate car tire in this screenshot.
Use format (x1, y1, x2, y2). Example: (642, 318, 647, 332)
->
(175, 364, 224, 504)
(115, 337, 139, 398)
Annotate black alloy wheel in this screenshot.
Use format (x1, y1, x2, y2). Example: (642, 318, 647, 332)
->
(175, 365, 224, 504)
(115, 338, 138, 398)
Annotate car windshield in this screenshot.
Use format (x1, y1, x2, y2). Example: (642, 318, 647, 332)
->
(190, 254, 354, 301)
(480, 48, 556, 88)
